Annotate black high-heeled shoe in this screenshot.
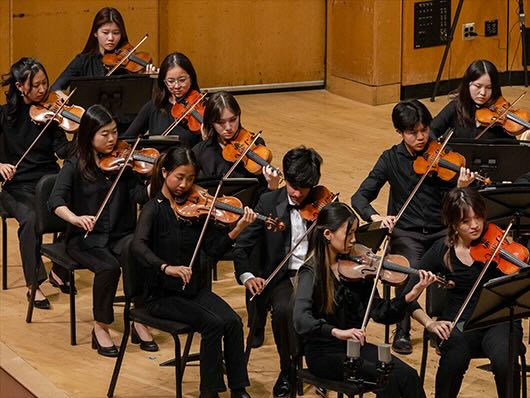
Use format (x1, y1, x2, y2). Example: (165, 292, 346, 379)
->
(91, 329, 118, 357)
(26, 291, 51, 310)
(48, 272, 77, 295)
(131, 323, 159, 352)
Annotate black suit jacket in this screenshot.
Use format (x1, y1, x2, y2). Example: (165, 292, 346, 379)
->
(233, 187, 294, 287)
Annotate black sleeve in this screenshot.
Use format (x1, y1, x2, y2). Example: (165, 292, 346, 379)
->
(48, 159, 75, 211)
(293, 266, 334, 338)
(125, 170, 149, 205)
(232, 197, 267, 278)
(132, 199, 166, 270)
(369, 291, 407, 325)
(51, 126, 72, 159)
(402, 240, 448, 314)
(203, 223, 235, 259)
(350, 153, 389, 222)
(121, 100, 153, 138)
(51, 55, 85, 91)
(430, 101, 457, 139)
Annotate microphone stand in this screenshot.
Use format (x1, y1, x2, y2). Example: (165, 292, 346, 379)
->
(519, 0, 528, 87)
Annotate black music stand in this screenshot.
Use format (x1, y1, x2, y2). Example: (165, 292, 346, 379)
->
(69, 75, 156, 132)
(196, 177, 260, 208)
(464, 267, 530, 398)
(123, 136, 180, 152)
(479, 184, 530, 241)
(356, 221, 388, 253)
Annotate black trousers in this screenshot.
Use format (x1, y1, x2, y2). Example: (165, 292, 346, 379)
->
(146, 289, 249, 393)
(0, 184, 46, 285)
(390, 228, 445, 333)
(305, 340, 426, 398)
(436, 322, 523, 398)
(66, 234, 130, 324)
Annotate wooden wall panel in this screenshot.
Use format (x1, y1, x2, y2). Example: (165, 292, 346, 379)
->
(402, 0, 530, 86)
(0, 1, 13, 105)
(10, 0, 159, 86)
(159, 0, 325, 87)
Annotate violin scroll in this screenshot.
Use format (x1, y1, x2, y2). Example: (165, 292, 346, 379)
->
(264, 215, 286, 232)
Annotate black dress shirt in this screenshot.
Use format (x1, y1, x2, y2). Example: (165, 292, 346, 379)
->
(293, 258, 407, 347)
(351, 141, 452, 232)
(121, 99, 201, 147)
(48, 157, 148, 250)
(131, 192, 234, 297)
(0, 103, 69, 186)
(430, 100, 514, 140)
(404, 239, 505, 322)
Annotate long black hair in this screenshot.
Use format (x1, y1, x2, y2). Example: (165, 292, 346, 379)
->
(154, 52, 200, 111)
(456, 60, 502, 128)
(81, 7, 128, 54)
(149, 146, 198, 198)
(75, 104, 115, 181)
(1, 57, 48, 127)
(306, 202, 358, 314)
(202, 91, 242, 141)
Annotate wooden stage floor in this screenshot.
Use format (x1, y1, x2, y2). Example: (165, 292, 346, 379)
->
(1, 89, 528, 397)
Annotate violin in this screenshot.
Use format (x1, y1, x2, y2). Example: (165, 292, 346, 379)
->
(337, 244, 454, 288)
(222, 128, 283, 176)
(99, 140, 160, 176)
(102, 42, 153, 74)
(172, 184, 286, 232)
(413, 140, 492, 185)
(298, 185, 337, 221)
(475, 96, 530, 136)
(170, 90, 206, 135)
(29, 91, 85, 132)
(470, 223, 529, 274)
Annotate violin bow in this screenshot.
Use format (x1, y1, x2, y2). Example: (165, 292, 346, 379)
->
(182, 131, 263, 289)
(160, 91, 208, 137)
(0, 88, 77, 190)
(360, 129, 455, 331)
(475, 91, 526, 140)
(249, 193, 339, 302)
(105, 34, 149, 77)
(440, 221, 514, 345)
(84, 136, 142, 238)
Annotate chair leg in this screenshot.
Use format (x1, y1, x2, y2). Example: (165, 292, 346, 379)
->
(107, 319, 131, 397)
(419, 329, 429, 386)
(520, 352, 527, 398)
(25, 252, 42, 323)
(245, 306, 258, 364)
(2, 216, 7, 290)
(180, 332, 194, 379)
(173, 333, 183, 398)
(69, 270, 77, 345)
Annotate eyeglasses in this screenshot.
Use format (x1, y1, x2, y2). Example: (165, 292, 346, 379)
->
(164, 76, 190, 88)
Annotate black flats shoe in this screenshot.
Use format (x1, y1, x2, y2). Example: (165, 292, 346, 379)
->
(91, 329, 118, 357)
(273, 371, 290, 398)
(26, 291, 50, 310)
(392, 328, 412, 355)
(131, 324, 159, 352)
(231, 389, 252, 398)
(48, 272, 77, 295)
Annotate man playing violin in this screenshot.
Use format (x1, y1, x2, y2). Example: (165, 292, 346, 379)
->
(351, 100, 475, 355)
(233, 146, 323, 398)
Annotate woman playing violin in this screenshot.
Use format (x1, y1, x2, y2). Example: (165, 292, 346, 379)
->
(122, 52, 202, 147)
(430, 60, 516, 140)
(51, 7, 156, 91)
(293, 202, 437, 398)
(48, 104, 156, 357)
(132, 146, 255, 398)
(404, 187, 524, 398)
(193, 91, 281, 192)
(0, 57, 70, 308)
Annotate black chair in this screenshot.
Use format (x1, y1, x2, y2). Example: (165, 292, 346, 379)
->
(107, 239, 196, 398)
(26, 173, 87, 345)
(419, 284, 527, 398)
(289, 332, 377, 398)
(0, 200, 12, 290)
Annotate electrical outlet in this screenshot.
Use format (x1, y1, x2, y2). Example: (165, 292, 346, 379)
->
(485, 19, 498, 37)
(463, 22, 476, 40)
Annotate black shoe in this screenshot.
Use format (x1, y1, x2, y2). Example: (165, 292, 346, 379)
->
(131, 323, 159, 352)
(199, 391, 220, 398)
(250, 327, 265, 348)
(231, 388, 251, 398)
(91, 329, 118, 357)
(273, 371, 290, 398)
(392, 328, 412, 355)
(26, 291, 50, 310)
(315, 386, 327, 397)
(48, 272, 77, 295)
